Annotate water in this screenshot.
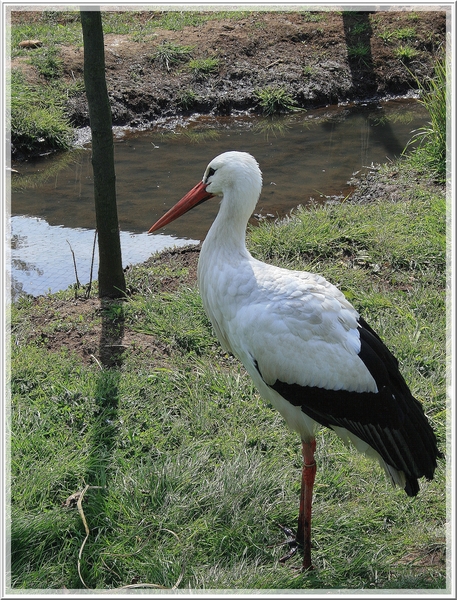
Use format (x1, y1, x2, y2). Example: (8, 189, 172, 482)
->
(9, 216, 197, 300)
(9, 99, 428, 300)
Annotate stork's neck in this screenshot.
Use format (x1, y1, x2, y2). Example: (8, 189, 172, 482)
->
(197, 169, 261, 354)
(202, 182, 259, 261)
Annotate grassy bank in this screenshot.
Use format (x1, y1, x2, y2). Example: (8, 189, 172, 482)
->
(8, 155, 447, 591)
(9, 10, 248, 156)
(9, 9, 446, 156)
(9, 10, 251, 154)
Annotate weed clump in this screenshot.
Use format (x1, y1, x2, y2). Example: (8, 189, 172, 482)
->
(404, 54, 447, 182)
(151, 42, 193, 71)
(176, 88, 198, 110)
(188, 57, 220, 78)
(254, 86, 298, 116)
(394, 45, 419, 61)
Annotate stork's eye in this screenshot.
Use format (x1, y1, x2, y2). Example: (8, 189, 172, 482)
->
(205, 167, 216, 182)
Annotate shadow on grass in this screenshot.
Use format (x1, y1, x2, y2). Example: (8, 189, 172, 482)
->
(76, 298, 127, 588)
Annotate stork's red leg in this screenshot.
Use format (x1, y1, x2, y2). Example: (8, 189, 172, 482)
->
(297, 439, 316, 570)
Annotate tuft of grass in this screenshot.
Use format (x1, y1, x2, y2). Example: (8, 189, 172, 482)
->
(379, 27, 417, 44)
(302, 65, 315, 77)
(351, 22, 370, 35)
(394, 45, 419, 61)
(408, 12, 420, 22)
(301, 11, 326, 23)
(254, 86, 298, 116)
(187, 57, 220, 78)
(347, 42, 371, 62)
(392, 27, 417, 41)
(176, 88, 198, 110)
(150, 41, 193, 71)
(28, 46, 64, 79)
(378, 30, 395, 44)
(404, 55, 447, 182)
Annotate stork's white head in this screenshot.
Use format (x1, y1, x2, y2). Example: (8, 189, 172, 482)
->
(203, 151, 263, 203)
(148, 151, 263, 235)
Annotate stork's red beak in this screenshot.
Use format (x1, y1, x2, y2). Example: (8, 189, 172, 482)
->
(148, 180, 215, 234)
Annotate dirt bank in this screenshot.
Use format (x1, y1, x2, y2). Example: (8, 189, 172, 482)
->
(12, 9, 446, 130)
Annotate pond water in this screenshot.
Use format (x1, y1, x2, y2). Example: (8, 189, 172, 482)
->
(9, 98, 428, 300)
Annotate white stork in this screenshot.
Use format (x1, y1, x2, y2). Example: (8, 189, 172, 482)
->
(148, 151, 441, 570)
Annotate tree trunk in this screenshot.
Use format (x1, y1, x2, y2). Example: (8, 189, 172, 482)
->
(80, 9, 126, 298)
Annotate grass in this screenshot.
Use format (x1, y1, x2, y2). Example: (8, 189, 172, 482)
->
(176, 89, 198, 110)
(351, 22, 370, 36)
(10, 69, 75, 154)
(254, 86, 298, 116)
(392, 27, 417, 41)
(347, 42, 371, 62)
(379, 27, 416, 44)
(376, 24, 422, 66)
(8, 153, 447, 591)
(10, 13, 82, 58)
(404, 55, 447, 183)
(301, 11, 327, 23)
(187, 57, 220, 78)
(394, 45, 419, 61)
(10, 10, 250, 52)
(302, 65, 315, 77)
(150, 42, 193, 71)
(28, 46, 64, 80)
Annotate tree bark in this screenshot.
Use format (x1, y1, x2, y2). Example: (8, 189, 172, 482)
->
(80, 9, 126, 298)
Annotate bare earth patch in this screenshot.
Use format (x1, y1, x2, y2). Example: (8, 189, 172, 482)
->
(20, 246, 201, 368)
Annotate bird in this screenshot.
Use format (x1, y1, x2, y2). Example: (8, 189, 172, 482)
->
(148, 151, 441, 571)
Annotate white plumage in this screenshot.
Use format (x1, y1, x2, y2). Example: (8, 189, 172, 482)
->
(149, 151, 440, 570)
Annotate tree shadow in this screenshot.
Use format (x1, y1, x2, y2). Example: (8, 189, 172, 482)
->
(339, 10, 406, 158)
(77, 298, 127, 588)
(343, 11, 375, 93)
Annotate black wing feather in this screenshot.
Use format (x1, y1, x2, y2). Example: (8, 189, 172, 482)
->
(262, 316, 441, 496)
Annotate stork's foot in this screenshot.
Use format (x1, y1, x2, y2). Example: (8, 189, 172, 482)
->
(273, 523, 301, 563)
(274, 523, 314, 571)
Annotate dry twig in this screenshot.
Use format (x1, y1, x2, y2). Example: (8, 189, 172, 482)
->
(71, 486, 185, 591)
(74, 484, 104, 589)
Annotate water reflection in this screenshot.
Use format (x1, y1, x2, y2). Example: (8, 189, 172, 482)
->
(9, 99, 428, 299)
(9, 216, 197, 302)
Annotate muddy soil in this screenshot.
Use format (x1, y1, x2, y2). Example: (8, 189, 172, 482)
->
(12, 10, 446, 129)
